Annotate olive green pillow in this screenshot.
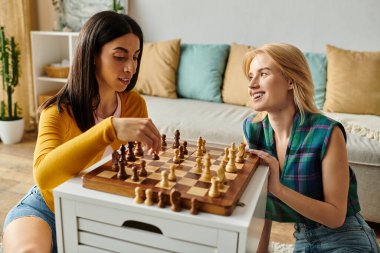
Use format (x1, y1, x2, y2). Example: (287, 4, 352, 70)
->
(136, 39, 181, 98)
(324, 45, 380, 115)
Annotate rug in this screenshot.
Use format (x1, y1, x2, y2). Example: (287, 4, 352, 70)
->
(270, 241, 295, 253)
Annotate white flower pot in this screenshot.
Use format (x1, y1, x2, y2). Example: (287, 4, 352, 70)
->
(0, 118, 25, 144)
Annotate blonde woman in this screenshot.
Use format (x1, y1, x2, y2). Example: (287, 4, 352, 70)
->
(242, 43, 379, 252)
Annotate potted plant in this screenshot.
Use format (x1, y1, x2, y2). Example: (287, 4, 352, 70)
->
(0, 26, 23, 144)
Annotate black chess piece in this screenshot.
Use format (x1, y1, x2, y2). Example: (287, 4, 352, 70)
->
(131, 165, 139, 182)
(183, 141, 188, 155)
(139, 160, 148, 177)
(134, 141, 144, 157)
(158, 191, 166, 208)
(173, 130, 180, 149)
(126, 141, 136, 162)
(117, 156, 127, 180)
(152, 152, 159, 160)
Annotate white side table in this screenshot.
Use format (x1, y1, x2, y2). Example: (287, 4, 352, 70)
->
(54, 159, 268, 253)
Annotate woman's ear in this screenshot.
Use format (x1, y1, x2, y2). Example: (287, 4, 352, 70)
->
(288, 79, 294, 90)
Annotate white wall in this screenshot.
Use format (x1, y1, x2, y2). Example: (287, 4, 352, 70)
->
(129, 0, 380, 53)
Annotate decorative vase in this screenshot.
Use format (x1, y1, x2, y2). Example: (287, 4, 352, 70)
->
(0, 118, 24, 144)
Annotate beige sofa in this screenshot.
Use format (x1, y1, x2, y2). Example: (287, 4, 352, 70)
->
(136, 41, 380, 223)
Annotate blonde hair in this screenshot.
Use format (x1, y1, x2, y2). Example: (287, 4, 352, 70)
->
(243, 43, 319, 121)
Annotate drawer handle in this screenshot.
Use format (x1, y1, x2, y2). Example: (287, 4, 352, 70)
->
(122, 220, 163, 234)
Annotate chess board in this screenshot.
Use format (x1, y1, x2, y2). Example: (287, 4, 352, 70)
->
(82, 141, 260, 216)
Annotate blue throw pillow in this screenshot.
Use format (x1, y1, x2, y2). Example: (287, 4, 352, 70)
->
(177, 44, 230, 102)
(304, 52, 327, 110)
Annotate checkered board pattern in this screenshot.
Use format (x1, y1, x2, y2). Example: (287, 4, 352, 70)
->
(82, 141, 260, 216)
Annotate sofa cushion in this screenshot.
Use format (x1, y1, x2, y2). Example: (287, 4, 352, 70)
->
(177, 44, 230, 103)
(303, 52, 327, 110)
(323, 45, 380, 116)
(143, 95, 253, 145)
(135, 39, 181, 98)
(324, 112, 380, 167)
(222, 42, 254, 106)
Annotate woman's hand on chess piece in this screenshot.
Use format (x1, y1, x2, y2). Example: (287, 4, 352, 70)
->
(250, 149, 282, 196)
(112, 117, 161, 154)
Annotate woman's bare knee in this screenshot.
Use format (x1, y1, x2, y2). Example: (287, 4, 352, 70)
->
(3, 216, 52, 253)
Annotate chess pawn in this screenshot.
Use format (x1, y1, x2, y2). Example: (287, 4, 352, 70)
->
(190, 198, 200, 215)
(134, 187, 144, 204)
(183, 141, 188, 155)
(179, 146, 185, 159)
(208, 177, 221, 198)
(111, 150, 120, 172)
(152, 152, 159, 160)
(144, 188, 153, 206)
(173, 129, 180, 149)
(161, 134, 167, 148)
(226, 143, 237, 173)
(131, 165, 139, 182)
(139, 160, 148, 177)
(126, 141, 136, 162)
(170, 189, 181, 212)
(223, 147, 229, 163)
(235, 142, 246, 163)
(134, 141, 144, 157)
(159, 170, 169, 188)
(202, 139, 207, 154)
(195, 157, 203, 173)
(196, 137, 203, 156)
(173, 148, 181, 164)
(158, 191, 166, 208)
(168, 164, 177, 181)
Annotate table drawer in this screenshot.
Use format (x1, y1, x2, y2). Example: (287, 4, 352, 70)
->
(78, 218, 216, 253)
(76, 202, 219, 247)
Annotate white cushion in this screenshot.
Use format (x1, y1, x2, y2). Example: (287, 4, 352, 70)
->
(143, 95, 253, 146)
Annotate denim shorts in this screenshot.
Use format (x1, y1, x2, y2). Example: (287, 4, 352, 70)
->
(293, 213, 380, 252)
(3, 185, 57, 253)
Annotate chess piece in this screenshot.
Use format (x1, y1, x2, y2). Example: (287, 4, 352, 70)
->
(134, 141, 144, 157)
(120, 144, 127, 159)
(183, 141, 188, 155)
(161, 134, 167, 148)
(235, 142, 246, 163)
(195, 157, 203, 173)
(168, 164, 177, 181)
(111, 150, 120, 172)
(126, 141, 136, 162)
(152, 152, 159, 160)
(170, 189, 181, 212)
(208, 177, 221, 198)
(202, 139, 207, 154)
(196, 137, 203, 156)
(223, 147, 229, 163)
(226, 143, 237, 173)
(134, 187, 144, 204)
(158, 191, 166, 208)
(190, 198, 200, 215)
(179, 146, 185, 159)
(173, 148, 181, 164)
(217, 162, 226, 189)
(159, 170, 169, 188)
(117, 154, 128, 180)
(131, 165, 139, 182)
(144, 188, 153, 206)
(200, 153, 212, 182)
(173, 129, 180, 149)
(139, 160, 147, 177)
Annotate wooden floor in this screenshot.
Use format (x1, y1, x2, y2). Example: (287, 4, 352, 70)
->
(0, 131, 379, 246)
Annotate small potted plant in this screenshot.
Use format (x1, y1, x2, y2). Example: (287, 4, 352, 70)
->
(0, 26, 23, 144)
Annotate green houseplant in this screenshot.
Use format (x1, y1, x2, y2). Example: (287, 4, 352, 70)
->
(0, 26, 24, 144)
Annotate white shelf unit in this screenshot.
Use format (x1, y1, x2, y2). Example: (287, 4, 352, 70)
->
(31, 31, 79, 113)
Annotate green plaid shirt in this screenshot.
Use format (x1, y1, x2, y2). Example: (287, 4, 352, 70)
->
(243, 112, 360, 224)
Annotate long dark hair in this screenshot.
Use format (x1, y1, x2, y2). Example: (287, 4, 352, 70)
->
(39, 11, 144, 132)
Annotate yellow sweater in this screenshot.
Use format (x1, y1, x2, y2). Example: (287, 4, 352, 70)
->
(33, 90, 148, 212)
